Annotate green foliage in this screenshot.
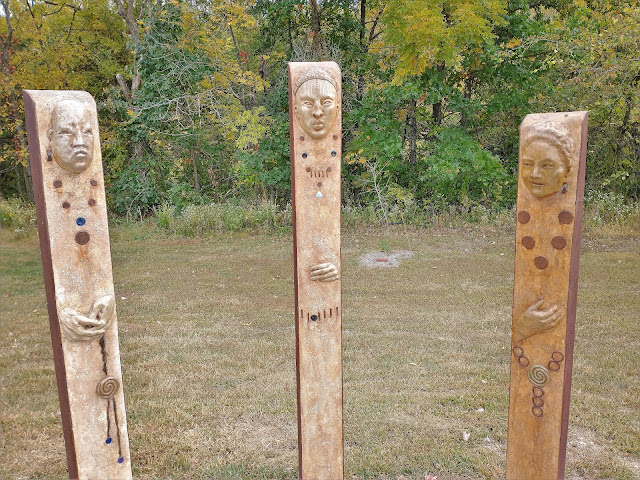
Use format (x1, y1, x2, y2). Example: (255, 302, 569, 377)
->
(418, 127, 509, 207)
(0, 197, 37, 235)
(109, 158, 165, 217)
(155, 200, 292, 236)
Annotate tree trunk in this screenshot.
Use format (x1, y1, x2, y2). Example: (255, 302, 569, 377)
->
(407, 97, 418, 164)
(432, 62, 446, 126)
(191, 146, 200, 191)
(310, 0, 322, 56)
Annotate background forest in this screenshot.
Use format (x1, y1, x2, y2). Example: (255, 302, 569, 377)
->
(1, 0, 639, 222)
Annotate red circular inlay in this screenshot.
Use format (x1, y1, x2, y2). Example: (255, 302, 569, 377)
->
(551, 236, 567, 250)
(517, 211, 530, 224)
(558, 211, 574, 224)
(534, 256, 549, 269)
(75, 231, 91, 245)
(521, 236, 535, 249)
(53, 180, 62, 188)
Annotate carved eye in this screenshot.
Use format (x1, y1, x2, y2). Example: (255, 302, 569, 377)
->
(323, 100, 333, 106)
(59, 128, 73, 136)
(523, 160, 534, 168)
(542, 162, 554, 169)
(302, 101, 313, 107)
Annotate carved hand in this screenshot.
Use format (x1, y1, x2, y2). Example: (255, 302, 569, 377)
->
(59, 295, 116, 342)
(515, 299, 563, 341)
(310, 262, 339, 282)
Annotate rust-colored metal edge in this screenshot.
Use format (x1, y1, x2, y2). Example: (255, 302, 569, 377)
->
(287, 64, 304, 479)
(23, 90, 79, 479)
(557, 112, 588, 480)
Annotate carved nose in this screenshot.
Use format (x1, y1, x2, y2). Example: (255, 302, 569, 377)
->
(72, 130, 85, 146)
(313, 102, 323, 117)
(531, 165, 542, 178)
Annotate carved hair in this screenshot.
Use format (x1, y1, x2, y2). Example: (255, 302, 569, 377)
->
(294, 67, 337, 94)
(521, 121, 574, 169)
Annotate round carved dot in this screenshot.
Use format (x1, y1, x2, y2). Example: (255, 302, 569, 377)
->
(88, 199, 96, 207)
(317, 182, 322, 187)
(75, 231, 90, 245)
(299, 136, 305, 141)
(517, 211, 530, 224)
(326, 167, 332, 172)
(306, 167, 312, 172)
(53, 180, 62, 188)
(534, 256, 549, 269)
(90, 179, 98, 186)
(558, 210, 574, 224)
(521, 236, 535, 250)
(333, 134, 338, 140)
(551, 236, 567, 250)
(62, 201, 70, 209)
(331, 150, 337, 157)
(76, 217, 86, 226)
(302, 153, 307, 159)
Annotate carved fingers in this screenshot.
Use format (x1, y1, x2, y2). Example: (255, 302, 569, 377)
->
(310, 262, 340, 282)
(59, 295, 116, 342)
(515, 299, 563, 341)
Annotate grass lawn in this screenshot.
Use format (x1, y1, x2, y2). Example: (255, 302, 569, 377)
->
(1, 223, 638, 480)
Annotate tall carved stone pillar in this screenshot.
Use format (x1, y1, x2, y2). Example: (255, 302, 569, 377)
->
(24, 90, 132, 480)
(288, 62, 344, 480)
(507, 111, 588, 480)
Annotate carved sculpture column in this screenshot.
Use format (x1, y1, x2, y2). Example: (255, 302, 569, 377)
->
(288, 62, 343, 480)
(24, 90, 132, 480)
(507, 111, 588, 480)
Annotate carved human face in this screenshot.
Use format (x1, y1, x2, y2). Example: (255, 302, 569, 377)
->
(520, 140, 568, 198)
(295, 78, 338, 140)
(49, 100, 94, 173)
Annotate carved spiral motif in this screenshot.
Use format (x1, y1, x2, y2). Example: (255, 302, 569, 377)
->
(527, 364, 550, 387)
(96, 376, 120, 399)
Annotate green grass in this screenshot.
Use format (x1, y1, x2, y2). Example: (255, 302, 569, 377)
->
(1, 223, 638, 480)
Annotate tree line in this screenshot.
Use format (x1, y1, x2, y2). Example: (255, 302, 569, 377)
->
(2, 0, 639, 216)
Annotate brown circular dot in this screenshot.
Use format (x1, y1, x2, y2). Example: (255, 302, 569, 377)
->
(326, 167, 332, 172)
(551, 236, 567, 250)
(299, 136, 305, 141)
(53, 180, 62, 188)
(333, 134, 338, 140)
(306, 167, 312, 172)
(317, 182, 322, 187)
(88, 199, 96, 207)
(521, 236, 535, 249)
(534, 256, 549, 270)
(90, 179, 98, 186)
(62, 201, 70, 209)
(75, 231, 91, 245)
(558, 210, 574, 224)
(517, 211, 530, 224)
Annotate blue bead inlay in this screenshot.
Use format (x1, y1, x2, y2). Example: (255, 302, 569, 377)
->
(331, 150, 337, 157)
(302, 153, 307, 158)
(106, 438, 112, 444)
(118, 457, 125, 464)
(76, 217, 86, 226)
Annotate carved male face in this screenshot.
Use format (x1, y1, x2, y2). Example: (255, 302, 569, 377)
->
(48, 100, 94, 173)
(295, 78, 338, 140)
(520, 140, 568, 198)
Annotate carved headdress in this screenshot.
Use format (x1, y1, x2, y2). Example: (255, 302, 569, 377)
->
(294, 67, 338, 94)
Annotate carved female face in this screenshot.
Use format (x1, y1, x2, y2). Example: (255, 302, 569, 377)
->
(48, 100, 94, 173)
(295, 78, 338, 140)
(520, 140, 568, 198)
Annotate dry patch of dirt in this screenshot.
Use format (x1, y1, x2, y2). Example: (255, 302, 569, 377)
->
(359, 250, 414, 268)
